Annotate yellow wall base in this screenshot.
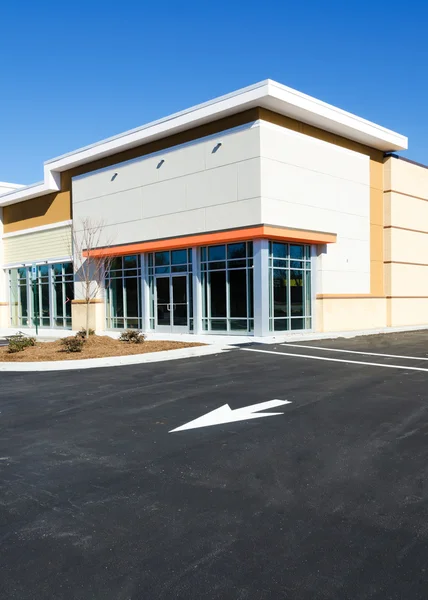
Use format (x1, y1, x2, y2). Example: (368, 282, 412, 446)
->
(316, 297, 387, 332)
(71, 301, 105, 332)
(387, 298, 428, 328)
(0, 304, 9, 328)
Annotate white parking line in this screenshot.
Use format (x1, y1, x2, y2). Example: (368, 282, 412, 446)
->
(242, 348, 428, 372)
(281, 343, 428, 361)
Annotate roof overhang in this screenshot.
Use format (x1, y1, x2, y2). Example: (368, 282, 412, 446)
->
(0, 79, 408, 207)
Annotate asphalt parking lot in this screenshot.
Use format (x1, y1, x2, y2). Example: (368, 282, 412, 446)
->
(2, 330, 428, 599)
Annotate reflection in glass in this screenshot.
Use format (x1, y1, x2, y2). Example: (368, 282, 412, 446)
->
(208, 245, 226, 261)
(201, 241, 253, 333)
(210, 271, 226, 317)
(229, 269, 247, 318)
(270, 242, 311, 332)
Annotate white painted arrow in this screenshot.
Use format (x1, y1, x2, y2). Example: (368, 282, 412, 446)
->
(169, 399, 291, 433)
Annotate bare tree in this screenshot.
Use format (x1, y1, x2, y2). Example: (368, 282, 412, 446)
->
(70, 218, 115, 337)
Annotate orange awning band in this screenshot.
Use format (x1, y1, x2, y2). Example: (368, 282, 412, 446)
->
(84, 225, 336, 258)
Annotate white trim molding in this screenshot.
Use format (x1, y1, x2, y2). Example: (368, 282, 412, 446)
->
(0, 79, 408, 208)
(4, 256, 72, 269)
(2, 220, 72, 239)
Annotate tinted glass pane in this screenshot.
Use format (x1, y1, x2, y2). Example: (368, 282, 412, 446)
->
(173, 303, 188, 327)
(110, 278, 124, 318)
(230, 320, 247, 331)
(227, 243, 246, 260)
(126, 318, 140, 329)
(155, 252, 169, 266)
(274, 319, 289, 331)
(208, 245, 225, 261)
(53, 263, 62, 276)
(155, 266, 169, 274)
(202, 272, 208, 319)
(228, 259, 246, 269)
(125, 277, 139, 318)
(172, 276, 187, 304)
(171, 265, 187, 273)
(291, 318, 305, 330)
(248, 268, 254, 319)
(124, 255, 137, 269)
(18, 267, 27, 279)
(291, 260, 304, 269)
(209, 271, 226, 317)
(65, 262, 73, 276)
(156, 278, 170, 304)
(41, 284, 50, 323)
(39, 265, 49, 278)
(20, 284, 28, 319)
(273, 259, 288, 268)
(157, 304, 170, 326)
(272, 242, 288, 259)
(273, 269, 288, 317)
(65, 282, 73, 318)
(229, 269, 247, 318)
(247, 242, 253, 258)
(171, 249, 187, 265)
(210, 319, 227, 331)
(290, 270, 303, 316)
(290, 245, 304, 260)
(305, 271, 311, 316)
(55, 282, 63, 318)
(111, 257, 122, 271)
(208, 261, 226, 271)
(201, 247, 207, 262)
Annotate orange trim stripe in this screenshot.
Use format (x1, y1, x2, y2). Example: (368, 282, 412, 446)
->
(85, 225, 336, 258)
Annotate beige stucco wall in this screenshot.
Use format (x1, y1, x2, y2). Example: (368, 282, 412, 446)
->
(71, 301, 105, 332)
(388, 298, 428, 327)
(315, 297, 387, 332)
(0, 303, 9, 328)
(384, 157, 428, 327)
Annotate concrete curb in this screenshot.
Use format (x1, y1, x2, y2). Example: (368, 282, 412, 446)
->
(0, 344, 233, 372)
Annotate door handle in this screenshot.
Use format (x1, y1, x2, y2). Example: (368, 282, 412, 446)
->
(166, 304, 171, 311)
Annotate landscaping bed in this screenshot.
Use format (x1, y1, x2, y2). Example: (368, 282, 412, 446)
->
(0, 334, 203, 362)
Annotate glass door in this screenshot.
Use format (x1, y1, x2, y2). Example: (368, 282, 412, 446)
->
(171, 275, 188, 333)
(155, 276, 171, 331)
(155, 275, 189, 333)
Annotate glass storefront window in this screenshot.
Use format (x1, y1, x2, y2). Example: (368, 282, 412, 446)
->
(9, 262, 74, 329)
(147, 249, 193, 331)
(201, 241, 254, 333)
(105, 255, 142, 329)
(269, 242, 312, 332)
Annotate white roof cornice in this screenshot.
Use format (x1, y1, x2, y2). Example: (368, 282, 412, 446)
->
(0, 79, 408, 207)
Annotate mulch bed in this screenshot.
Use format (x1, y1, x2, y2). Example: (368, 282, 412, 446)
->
(0, 335, 203, 362)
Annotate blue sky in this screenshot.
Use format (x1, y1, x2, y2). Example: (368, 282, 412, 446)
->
(1, 0, 427, 184)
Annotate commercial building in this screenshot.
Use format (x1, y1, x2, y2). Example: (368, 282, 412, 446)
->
(0, 80, 427, 338)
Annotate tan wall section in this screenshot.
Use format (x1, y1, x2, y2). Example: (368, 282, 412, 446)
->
(388, 298, 428, 327)
(315, 297, 387, 332)
(4, 226, 72, 264)
(0, 304, 9, 328)
(387, 263, 428, 297)
(384, 156, 428, 200)
(384, 156, 428, 327)
(385, 227, 428, 265)
(71, 300, 105, 332)
(3, 189, 71, 234)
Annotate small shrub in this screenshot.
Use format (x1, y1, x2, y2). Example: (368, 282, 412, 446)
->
(119, 329, 146, 344)
(7, 333, 36, 354)
(76, 327, 95, 339)
(61, 336, 85, 353)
